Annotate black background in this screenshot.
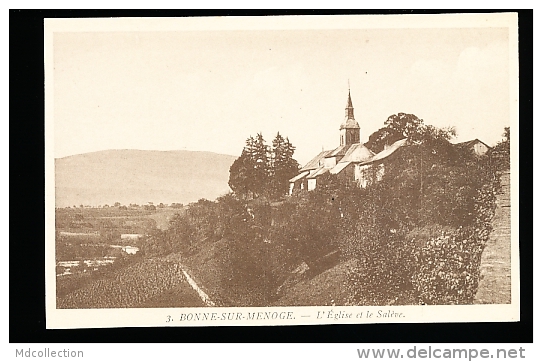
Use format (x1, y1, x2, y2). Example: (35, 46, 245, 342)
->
(9, 9, 533, 343)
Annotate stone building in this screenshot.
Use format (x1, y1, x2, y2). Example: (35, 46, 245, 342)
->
(290, 90, 387, 194)
(289, 89, 410, 194)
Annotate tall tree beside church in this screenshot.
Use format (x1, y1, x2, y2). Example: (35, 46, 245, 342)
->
(229, 134, 269, 199)
(229, 132, 299, 200)
(270, 132, 300, 198)
(250, 133, 270, 197)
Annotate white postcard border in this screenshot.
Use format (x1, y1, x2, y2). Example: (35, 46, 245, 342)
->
(45, 13, 520, 329)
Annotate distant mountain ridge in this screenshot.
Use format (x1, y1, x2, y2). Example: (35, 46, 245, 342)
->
(55, 149, 237, 207)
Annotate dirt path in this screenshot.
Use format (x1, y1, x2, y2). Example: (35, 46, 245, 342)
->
(181, 269, 216, 306)
(474, 171, 511, 304)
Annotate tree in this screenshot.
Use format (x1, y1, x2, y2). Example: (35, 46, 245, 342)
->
(385, 113, 425, 140)
(270, 133, 300, 198)
(366, 114, 457, 182)
(365, 127, 404, 153)
(228, 135, 267, 199)
(366, 113, 456, 153)
(229, 132, 299, 200)
(272, 173, 343, 264)
(228, 148, 254, 199)
(250, 133, 270, 197)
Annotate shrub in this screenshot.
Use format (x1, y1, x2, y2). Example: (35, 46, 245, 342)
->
(269, 183, 341, 264)
(410, 226, 483, 304)
(344, 226, 418, 306)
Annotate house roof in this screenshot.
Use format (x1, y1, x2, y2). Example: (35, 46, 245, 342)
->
(306, 166, 330, 179)
(360, 138, 408, 166)
(454, 138, 491, 149)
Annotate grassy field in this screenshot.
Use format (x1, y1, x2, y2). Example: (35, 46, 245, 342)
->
(55, 207, 180, 258)
(55, 207, 171, 235)
(474, 171, 511, 304)
(147, 208, 183, 230)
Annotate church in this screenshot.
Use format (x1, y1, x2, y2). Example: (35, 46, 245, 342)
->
(288, 90, 407, 194)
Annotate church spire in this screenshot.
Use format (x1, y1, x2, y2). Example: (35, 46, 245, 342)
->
(339, 85, 360, 146)
(345, 89, 354, 119)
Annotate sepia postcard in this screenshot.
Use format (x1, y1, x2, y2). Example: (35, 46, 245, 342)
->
(45, 13, 520, 328)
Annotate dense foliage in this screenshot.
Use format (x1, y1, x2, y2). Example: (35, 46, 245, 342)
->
(338, 115, 498, 305)
(490, 127, 510, 171)
(137, 117, 499, 306)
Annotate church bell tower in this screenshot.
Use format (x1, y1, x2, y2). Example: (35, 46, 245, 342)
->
(339, 89, 361, 146)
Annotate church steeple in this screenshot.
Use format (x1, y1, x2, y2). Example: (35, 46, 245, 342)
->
(345, 89, 355, 120)
(339, 87, 361, 146)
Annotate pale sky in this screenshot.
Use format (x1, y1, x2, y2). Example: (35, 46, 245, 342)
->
(53, 25, 511, 165)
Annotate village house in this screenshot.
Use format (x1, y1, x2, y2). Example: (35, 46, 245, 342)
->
(289, 90, 407, 194)
(453, 138, 491, 156)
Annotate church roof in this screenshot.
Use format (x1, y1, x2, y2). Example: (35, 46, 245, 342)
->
(289, 170, 310, 183)
(300, 150, 332, 171)
(328, 143, 374, 175)
(329, 161, 351, 175)
(299, 143, 374, 176)
(326, 144, 350, 158)
(339, 143, 375, 163)
(306, 166, 330, 179)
